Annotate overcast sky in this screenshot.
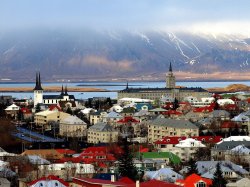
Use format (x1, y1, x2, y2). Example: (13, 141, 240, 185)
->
(1, 0, 250, 34)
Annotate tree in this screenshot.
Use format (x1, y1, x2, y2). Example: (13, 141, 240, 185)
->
(35, 103, 41, 113)
(186, 158, 199, 176)
(66, 107, 73, 115)
(117, 139, 138, 181)
(212, 163, 227, 187)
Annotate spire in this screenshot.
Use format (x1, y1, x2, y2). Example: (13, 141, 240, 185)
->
(61, 85, 64, 95)
(126, 81, 129, 89)
(169, 62, 172, 72)
(65, 85, 68, 95)
(34, 71, 43, 90)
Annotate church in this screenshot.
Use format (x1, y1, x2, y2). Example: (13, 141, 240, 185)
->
(33, 72, 75, 107)
(118, 63, 210, 102)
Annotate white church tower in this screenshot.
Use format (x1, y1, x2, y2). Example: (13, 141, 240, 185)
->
(33, 72, 43, 107)
(166, 62, 176, 89)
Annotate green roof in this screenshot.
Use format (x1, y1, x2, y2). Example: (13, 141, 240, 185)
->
(139, 152, 181, 165)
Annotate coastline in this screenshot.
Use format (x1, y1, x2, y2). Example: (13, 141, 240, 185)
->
(0, 86, 107, 93)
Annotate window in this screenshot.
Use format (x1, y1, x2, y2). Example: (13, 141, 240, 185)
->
(196, 182, 206, 187)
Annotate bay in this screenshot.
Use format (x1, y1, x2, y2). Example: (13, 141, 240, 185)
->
(0, 81, 250, 99)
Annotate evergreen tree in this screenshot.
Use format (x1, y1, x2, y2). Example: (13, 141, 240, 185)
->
(118, 139, 137, 181)
(35, 103, 41, 113)
(212, 163, 227, 187)
(66, 107, 73, 115)
(186, 158, 199, 176)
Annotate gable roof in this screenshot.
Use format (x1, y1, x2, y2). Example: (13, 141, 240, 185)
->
(140, 152, 181, 164)
(176, 173, 212, 187)
(88, 122, 116, 132)
(150, 118, 198, 129)
(28, 175, 69, 187)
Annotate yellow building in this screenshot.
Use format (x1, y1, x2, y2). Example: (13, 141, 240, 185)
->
(59, 115, 87, 138)
(148, 117, 199, 143)
(87, 122, 118, 144)
(35, 110, 70, 130)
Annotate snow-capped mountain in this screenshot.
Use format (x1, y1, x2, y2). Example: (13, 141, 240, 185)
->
(0, 29, 249, 81)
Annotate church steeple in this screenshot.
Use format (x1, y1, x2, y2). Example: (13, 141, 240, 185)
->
(166, 62, 176, 89)
(169, 61, 172, 72)
(34, 72, 43, 90)
(126, 81, 129, 89)
(61, 85, 64, 95)
(65, 85, 68, 95)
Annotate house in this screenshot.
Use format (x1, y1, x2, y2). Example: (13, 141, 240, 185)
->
(103, 111, 123, 126)
(59, 115, 87, 138)
(208, 110, 230, 120)
(175, 173, 212, 187)
(5, 103, 20, 119)
(34, 110, 70, 130)
(20, 107, 33, 120)
(217, 99, 235, 106)
(109, 104, 123, 113)
(211, 136, 250, 160)
(139, 152, 181, 165)
(72, 177, 129, 187)
(175, 138, 206, 162)
(154, 136, 222, 153)
(144, 167, 183, 183)
(196, 161, 249, 181)
(38, 162, 95, 180)
(89, 110, 107, 125)
(26, 175, 69, 187)
(0, 178, 11, 187)
(224, 145, 250, 165)
(126, 179, 181, 187)
(226, 178, 250, 187)
(135, 103, 153, 111)
(21, 149, 64, 162)
(87, 122, 118, 143)
(147, 118, 199, 143)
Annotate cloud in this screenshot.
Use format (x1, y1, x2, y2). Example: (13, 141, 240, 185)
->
(1, 0, 250, 34)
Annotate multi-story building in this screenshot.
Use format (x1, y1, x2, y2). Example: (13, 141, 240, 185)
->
(147, 118, 199, 143)
(118, 63, 210, 102)
(34, 110, 70, 130)
(59, 115, 87, 138)
(87, 122, 118, 144)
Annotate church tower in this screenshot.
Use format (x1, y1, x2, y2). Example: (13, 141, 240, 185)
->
(33, 72, 43, 107)
(166, 62, 176, 88)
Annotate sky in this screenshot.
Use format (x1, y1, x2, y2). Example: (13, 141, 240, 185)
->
(1, 0, 250, 34)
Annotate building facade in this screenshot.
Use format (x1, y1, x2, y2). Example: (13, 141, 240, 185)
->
(118, 63, 210, 102)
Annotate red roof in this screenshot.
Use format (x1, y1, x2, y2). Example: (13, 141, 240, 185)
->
(72, 177, 127, 186)
(155, 136, 223, 145)
(117, 116, 139, 123)
(127, 179, 180, 187)
(98, 162, 107, 168)
(230, 96, 240, 101)
(118, 177, 135, 184)
(213, 93, 223, 99)
(49, 105, 62, 111)
(163, 110, 182, 116)
(55, 149, 76, 155)
(176, 173, 212, 187)
(222, 104, 238, 110)
(20, 107, 32, 114)
(28, 175, 69, 186)
(220, 121, 241, 129)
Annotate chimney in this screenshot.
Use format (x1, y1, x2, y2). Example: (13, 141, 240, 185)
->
(111, 169, 115, 182)
(136, 180, 140, 187)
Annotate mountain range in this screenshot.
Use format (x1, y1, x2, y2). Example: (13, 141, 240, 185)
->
(0, 29, 250, 81)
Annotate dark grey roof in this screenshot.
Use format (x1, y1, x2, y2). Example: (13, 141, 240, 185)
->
(88, 122, 116, 132)
(119, 87, 208, 93)
(43, 95, 75, 100)
(213, 141, 250, 151)
(149, 118, 198, 129)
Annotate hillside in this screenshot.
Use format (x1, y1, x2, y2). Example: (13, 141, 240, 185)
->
(0, 29, 250, 81)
